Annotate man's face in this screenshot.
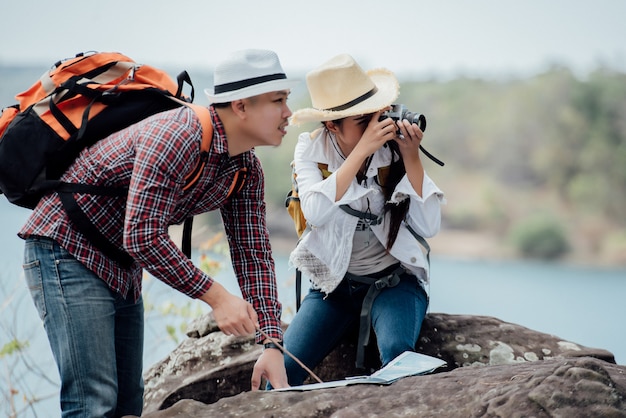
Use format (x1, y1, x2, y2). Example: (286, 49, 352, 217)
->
(242, 90, 292, 147)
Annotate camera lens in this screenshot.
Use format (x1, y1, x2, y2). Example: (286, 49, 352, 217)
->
(404, 112, 426, 132)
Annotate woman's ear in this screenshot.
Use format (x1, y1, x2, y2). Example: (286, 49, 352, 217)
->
(324, 121, 339, 134)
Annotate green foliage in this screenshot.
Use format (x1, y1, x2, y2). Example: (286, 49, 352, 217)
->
(257, 67, 626, 262)
(509, 214, 570, 260)
(255, 91, 314, 208)
(165, 324, 178, 343)
(443, 208, 482, 231)
(256, 144, 295, 207)
(141, 230, 226, 345)
(143, 295, 204, 344)
(0, 339, 29, 357)
(232, 67, 626, 241)
(400, 68, 626, 223)
(601, 230, 626, 263)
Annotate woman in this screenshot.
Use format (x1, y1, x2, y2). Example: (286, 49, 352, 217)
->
(283, 54, 445, 386)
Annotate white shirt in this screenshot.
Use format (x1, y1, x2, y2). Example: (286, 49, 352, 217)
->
(289, 128, 445, 294)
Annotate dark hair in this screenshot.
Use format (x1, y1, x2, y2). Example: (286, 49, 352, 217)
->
(212, 102, 231, 109)
(326, 118, 408, 251)
(212, 96, 257, 110)
(381, 141, 409, 251)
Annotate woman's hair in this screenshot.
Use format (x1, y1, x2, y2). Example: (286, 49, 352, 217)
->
(381, 140, 409, 250)
(326, 118, 408, 251)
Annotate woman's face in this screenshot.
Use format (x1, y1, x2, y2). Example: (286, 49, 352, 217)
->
(329, 113, 373, 154)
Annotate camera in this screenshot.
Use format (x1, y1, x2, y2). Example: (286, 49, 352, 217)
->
(379, 104, 426, 132)
(379, 104, 444, 166)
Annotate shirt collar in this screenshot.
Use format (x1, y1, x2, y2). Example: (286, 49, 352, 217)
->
(209, 105, 229, 155)
(209, 106, 256, 169)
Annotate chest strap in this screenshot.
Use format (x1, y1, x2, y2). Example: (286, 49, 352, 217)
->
(339, 204, 382, 225)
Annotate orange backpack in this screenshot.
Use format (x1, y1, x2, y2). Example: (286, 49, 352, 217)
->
(0, 51, 234, 267)
(0, 51, 214, 209)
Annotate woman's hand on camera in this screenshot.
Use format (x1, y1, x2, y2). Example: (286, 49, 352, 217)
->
(394, 119, 423, 159)
(354, 110, 397, 158)
(395, 119, 425, 195)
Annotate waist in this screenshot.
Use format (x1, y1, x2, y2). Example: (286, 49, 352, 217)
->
(24, 235, 58, 246)
(346, 262, 403, 281)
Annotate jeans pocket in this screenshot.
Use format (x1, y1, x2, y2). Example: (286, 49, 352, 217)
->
(23, 260, 47, 320)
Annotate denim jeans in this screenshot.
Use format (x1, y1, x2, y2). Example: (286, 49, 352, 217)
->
(283, 270, 428, 386)
(23, 237, 144, 418)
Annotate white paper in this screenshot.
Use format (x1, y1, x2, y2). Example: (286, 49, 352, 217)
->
(274, 351, 446, 391)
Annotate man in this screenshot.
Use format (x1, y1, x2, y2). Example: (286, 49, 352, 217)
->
(19, 49, 297, 417)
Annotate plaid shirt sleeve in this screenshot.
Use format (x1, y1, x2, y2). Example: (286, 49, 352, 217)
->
(220, 157, 283, 343)
(123, 109, 214, 299)
(21, 105, 282, 340)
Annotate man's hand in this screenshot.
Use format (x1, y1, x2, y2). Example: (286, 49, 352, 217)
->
(251, 348, 289, 390)
(199, 282, 258, 336)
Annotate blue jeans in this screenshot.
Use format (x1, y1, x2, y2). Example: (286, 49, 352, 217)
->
(283, 270, 428, 386)
(23, 237, 144, 418)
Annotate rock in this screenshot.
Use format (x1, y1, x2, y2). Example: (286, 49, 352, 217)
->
(140, 357, 626, 417)
(415, 313, 615, 367)
(141, 313, 622, 417)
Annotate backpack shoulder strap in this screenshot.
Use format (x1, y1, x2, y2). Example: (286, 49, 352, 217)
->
(179, 105, 250, 258)
(405, 224, 431, 267)
(57, 185, 134, 268)
(186, 103, 213, 154)
(181, 103, 213, 191)
(338, 204, 382, 225)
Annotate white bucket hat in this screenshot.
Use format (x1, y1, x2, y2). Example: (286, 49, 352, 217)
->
(290, 54, 399, 125)
(204, 49, 299, 104)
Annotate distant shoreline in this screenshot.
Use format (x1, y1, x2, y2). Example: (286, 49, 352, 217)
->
(268, 228, 626, 270)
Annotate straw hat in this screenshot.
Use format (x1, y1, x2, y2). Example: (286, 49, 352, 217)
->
(204, 49, 299, 103)
(290, 54, 399, 125)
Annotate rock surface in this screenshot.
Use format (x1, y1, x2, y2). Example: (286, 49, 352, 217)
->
(140, 313, 624, 417)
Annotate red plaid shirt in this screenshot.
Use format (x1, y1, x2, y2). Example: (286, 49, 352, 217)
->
(19, 106, 282, 341)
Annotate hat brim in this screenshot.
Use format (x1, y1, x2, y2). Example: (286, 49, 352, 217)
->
(204, 79, 300, 104)
(290, 68, 399, 126)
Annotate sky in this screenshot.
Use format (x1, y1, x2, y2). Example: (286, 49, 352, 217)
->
(0, 0, 625, 83)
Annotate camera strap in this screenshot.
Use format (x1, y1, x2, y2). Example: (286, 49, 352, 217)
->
(420, 145, 445, 166)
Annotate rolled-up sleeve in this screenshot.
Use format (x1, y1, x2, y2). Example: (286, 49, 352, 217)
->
(294, 133, 375, 228)
(392, 172, 445, 238)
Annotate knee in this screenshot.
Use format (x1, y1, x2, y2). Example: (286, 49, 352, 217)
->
(377, 337, 416, 366)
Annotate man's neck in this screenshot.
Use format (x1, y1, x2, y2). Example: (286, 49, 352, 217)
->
(215, 108, 253, 157)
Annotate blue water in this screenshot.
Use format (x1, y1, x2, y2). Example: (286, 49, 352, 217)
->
(1, 199, 625, 416)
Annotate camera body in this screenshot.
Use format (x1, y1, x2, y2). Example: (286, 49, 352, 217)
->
(379, 104, 427, 132)
(378, 104, 444, 166)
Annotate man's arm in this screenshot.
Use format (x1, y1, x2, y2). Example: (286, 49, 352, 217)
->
(220, 157, 283, 343)
(124, 108, 215, 299)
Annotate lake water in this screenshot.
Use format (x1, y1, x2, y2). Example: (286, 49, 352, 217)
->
(1, 199, 625, 416)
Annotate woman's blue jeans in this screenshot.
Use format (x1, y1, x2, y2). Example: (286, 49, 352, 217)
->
(283, 271, 428, 386)
(23, 236, 144, 418)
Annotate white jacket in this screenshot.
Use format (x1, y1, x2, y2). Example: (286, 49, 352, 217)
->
(289, 128, 445, 294)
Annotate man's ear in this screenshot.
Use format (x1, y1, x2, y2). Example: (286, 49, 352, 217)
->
(231, 99, 246, 118)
